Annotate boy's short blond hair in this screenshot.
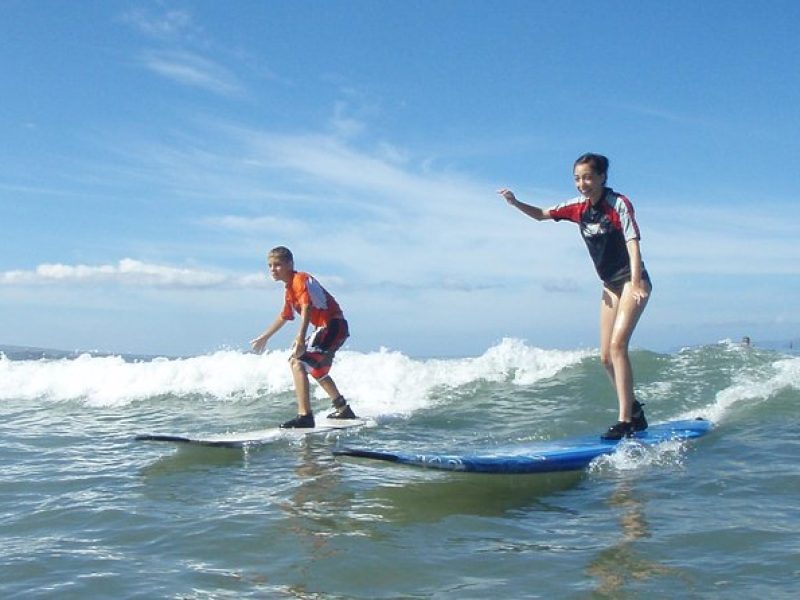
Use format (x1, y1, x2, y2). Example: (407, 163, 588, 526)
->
(268, 246, 294, 264)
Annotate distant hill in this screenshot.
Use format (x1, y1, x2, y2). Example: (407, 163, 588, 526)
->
(0, 344, 167, 361)
(0, 344, 82, 360)
(757, 338, 799, 353)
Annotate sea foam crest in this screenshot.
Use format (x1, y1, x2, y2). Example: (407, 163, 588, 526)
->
(0, 350, 271, 407)
(588, 439, 688, 474)
(0, 338, 589, 409)
(333, 338, 591, 418)
(683, 354, 800, 424)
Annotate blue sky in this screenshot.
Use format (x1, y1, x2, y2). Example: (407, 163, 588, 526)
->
(1, 0, 798, 357)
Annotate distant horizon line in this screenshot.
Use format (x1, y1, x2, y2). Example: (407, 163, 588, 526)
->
(2, 337, 798, 361)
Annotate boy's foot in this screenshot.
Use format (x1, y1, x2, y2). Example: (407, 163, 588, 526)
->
(327, 404, 357, 419)
(327, 395, 356, 419)
(280, 413, 315, 429)
(601, 421, 634, 441)
(631, 400, 648, 432)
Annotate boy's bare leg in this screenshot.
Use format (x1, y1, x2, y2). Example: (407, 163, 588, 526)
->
(290, 358, 312, 415)
(318, 374, 356, 418)
(317, 375, 342, 401)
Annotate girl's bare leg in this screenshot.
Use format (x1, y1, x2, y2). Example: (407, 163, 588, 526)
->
(599, 282, 650, 421)
(599, 288, 620, 390)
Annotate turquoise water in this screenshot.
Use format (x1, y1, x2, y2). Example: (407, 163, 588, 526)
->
(1, 339, 798, 598)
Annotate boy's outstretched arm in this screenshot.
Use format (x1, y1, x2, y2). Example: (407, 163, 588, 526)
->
(251, 316, 287, 354)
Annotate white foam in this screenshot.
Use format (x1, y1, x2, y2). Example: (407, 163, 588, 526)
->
(331, 338, 591, 418)
(0, 350, 274, 407)
(682, 355, 800, 424)
(0, 338, 589, 411)
(588, 439, 687, 474)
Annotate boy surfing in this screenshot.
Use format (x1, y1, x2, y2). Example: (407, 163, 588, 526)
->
(250, 246, 357, 428)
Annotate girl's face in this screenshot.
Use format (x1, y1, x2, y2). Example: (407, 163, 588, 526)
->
(573, 162, 605, 202)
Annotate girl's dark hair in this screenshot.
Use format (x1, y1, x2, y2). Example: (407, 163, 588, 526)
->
(574, 153, 609, 182)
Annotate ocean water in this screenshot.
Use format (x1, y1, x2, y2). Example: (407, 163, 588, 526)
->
(1, 338, 798, 599)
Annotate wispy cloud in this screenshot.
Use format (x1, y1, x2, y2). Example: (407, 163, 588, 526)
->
(183, 125, 571, 279)
(66, 109, 800, 298)
(202, 214, 308, 236)
(122, 5, 247, 98)
(614, 101, 724, 131)
(329, 100, 367, 138)
(0, 182, 88, 198)
(86, 119, 602, 294)
(541, 278, 581, 293)
(137, 50, 244, 96)
(121, 7, 200, 41)
(619, 102, 695, 124)
(643, 205, 798, 276)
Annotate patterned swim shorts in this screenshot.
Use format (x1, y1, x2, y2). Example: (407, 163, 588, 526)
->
(297, 318, 349, 380)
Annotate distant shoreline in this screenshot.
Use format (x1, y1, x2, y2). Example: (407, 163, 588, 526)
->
(2, 338, 797, 362)
(0, 344, 171, 361)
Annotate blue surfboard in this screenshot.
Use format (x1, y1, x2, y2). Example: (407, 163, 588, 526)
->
(333, 418, 712, 474)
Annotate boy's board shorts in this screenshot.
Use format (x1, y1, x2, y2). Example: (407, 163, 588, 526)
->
(298, 318, 349, 380)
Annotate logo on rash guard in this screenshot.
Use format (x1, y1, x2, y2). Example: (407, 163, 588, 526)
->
(582, 220, 609, 238)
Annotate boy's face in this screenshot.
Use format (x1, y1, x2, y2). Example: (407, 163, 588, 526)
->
(267, 256, 293, 283)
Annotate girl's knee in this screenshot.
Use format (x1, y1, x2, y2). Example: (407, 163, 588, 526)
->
(609, 338, 629, 361)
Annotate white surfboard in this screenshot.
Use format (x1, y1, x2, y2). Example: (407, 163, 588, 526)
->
(135, 418, 366, 448)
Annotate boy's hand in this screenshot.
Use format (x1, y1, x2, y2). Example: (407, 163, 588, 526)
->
(250, 335, 268, 355)
(292, 337, 306, 358)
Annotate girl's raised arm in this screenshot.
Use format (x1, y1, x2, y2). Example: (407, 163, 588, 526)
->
(497, 188, 552, 221)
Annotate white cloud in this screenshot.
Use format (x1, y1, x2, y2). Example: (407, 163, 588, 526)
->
(0, 259, 264, 290)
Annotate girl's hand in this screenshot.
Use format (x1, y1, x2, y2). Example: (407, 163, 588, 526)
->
(292, 337, 306, 358)
(497, 188, 517, 205)
(630, 283, 650, 305)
